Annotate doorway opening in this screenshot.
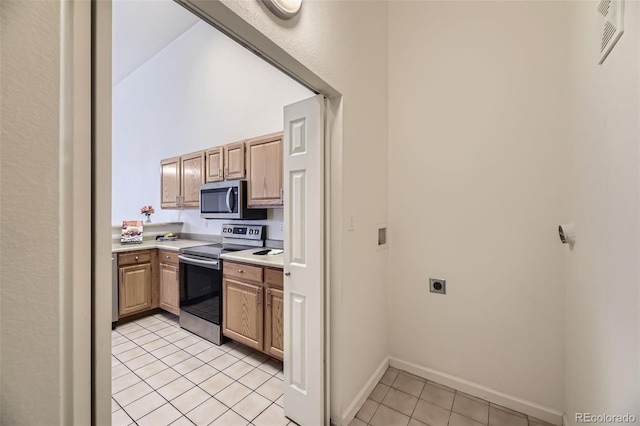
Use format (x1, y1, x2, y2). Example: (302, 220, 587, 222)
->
(99, 1, 340, 425)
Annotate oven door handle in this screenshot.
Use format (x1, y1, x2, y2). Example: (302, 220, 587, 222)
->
(178, 255, 220, 270)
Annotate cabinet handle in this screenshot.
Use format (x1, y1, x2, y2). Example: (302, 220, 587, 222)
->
(285, 272, 291, 277)
(225, 168, 228, 177)
(266, 288, 271, 306)
(121, 270, 124, 283)
(175, 269, 178, 280)
(280, 188, 283, 202)
(256, 288, 261, 306)
(166, 255, 170, 259)
(238, 269, 243, 273)
(135, 256, 139, 260)
(175, 195, 179, 205)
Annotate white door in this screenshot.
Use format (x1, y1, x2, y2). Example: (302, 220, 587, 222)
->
(283, 94, 325, 425)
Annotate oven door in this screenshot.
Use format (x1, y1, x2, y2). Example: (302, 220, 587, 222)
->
(179, 255, 222, 326)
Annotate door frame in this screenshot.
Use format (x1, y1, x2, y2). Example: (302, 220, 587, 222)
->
(90, 1, 343, 424)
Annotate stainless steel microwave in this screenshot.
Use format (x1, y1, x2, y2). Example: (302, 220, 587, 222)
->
(200, 180, 267, 220)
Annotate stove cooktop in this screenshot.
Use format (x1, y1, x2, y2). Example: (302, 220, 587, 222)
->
(180, 243, 259, 259)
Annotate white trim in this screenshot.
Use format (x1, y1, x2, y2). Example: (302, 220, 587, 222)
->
(390, 357, 564, 426)
(93, 1, 113, 425)
(61, 1, 92, 424)
(341, 356, 390, 426)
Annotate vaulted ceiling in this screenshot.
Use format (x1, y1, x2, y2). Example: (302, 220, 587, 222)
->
(112, 0, 200, 86)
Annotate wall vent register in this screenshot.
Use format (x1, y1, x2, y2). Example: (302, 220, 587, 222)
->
(598, 0, 624, 64)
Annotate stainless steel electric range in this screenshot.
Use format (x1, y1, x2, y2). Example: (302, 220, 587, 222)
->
(178, 224, 265, 345)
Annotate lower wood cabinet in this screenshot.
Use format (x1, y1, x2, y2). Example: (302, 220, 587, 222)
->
(223, 261, 283, 360)
(118, 249, 157, 318)
(223, 277, 264, 350)
(159, 249, 180, 316)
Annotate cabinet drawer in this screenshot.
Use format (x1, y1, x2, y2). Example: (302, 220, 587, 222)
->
(158, 249, 179, 266)
(265, 268, 283, 288)
(118, 250, 152, 266)
(224, 261, 263, 283)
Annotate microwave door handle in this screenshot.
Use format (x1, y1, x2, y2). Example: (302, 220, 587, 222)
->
(226, 187, 233, 212)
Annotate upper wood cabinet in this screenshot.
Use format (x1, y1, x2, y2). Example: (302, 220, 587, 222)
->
(181, 151, 205, 207)
(161, 156, 181, 208)
(247, 132, 283, 208)
(205, 141, 246, 182)
(224, 141, 246, 180)
(205, 147, 224, 182)
(160, 151, 205, 209)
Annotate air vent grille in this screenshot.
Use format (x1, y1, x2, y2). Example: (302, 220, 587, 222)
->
(598, 0, 624, 64)
(597, 0, 611, 17)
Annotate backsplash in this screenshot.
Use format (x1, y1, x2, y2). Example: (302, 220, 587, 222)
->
(113, 208, 284, 242)
(111, 216, 284, 247)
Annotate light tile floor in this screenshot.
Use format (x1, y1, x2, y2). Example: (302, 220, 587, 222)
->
(111, 312, 292, 426)
(351, 368, 556, 426)
(113, 313, 556, 426)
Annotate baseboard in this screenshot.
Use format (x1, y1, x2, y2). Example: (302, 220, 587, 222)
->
(389, 357, 564, 426)
(341, 356, 390, 426)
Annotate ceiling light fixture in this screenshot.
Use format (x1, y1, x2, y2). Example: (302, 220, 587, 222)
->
(262, 0, 302, 20)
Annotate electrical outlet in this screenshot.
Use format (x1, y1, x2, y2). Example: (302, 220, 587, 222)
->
(429, 278, 446, 294)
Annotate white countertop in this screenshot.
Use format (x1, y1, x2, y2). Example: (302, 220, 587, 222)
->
(220, 248, 284, 269)
(111, 239, 211, 253)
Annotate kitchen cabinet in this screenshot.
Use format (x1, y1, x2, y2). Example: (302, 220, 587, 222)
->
(161, 156, 181, 208)
(246, 132, 283, 208)
(205, 147, 224, 182)
(159, 249, 180, 316)
(205, 141, 246, 182)
(160, 151, 205, 208)
(222, 261, 283, 360)
(264, 269, 284, 360)
(224, 141, 246, 180)
(118, 249, 158, 318)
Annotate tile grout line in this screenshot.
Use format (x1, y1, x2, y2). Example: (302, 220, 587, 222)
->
(113, 314, 285, 426)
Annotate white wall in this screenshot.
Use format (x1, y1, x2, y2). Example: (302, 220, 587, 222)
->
(210, 1, 390, 423)
(1, 0, 63, 423)
(564, 1, 640, 424)
(388, 1, 569, 415)
(112, 20, 312, 239)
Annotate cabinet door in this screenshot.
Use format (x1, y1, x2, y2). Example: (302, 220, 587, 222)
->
(265, 286, 284, 360)
(119, 263, 152, 317)
(224, 141, 246, 180)
(206, 147, 224, 182)
(161, 156, 181, 208)
(247, 133, 283, 207)
(222, 277, 263, 350)
(159, 263, 180, 316)
(181, 151, 205, 207)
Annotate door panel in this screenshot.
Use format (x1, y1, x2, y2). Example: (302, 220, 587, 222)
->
(283, 94, 325, 425)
